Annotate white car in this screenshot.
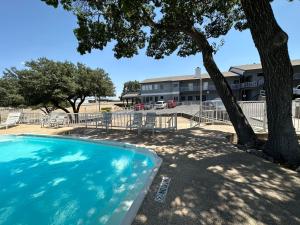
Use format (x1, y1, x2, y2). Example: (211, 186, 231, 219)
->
(293, 85, 300, 95)
(155, 101, 167, 109)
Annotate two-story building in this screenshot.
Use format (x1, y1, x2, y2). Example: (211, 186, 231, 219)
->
(140, 72, 240, 103)
(139, 59, 300, 103)
(229, 59, 300, 100)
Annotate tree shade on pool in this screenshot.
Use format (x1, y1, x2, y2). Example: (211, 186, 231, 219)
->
(0, 135, 161, 225)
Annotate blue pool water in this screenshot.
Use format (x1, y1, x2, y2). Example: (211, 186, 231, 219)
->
(0, 135, 159, 225)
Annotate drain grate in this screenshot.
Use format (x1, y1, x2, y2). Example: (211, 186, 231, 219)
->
(154, 176, 171, 203)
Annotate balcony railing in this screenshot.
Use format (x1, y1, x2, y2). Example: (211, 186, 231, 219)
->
(181, 80, 264, 92)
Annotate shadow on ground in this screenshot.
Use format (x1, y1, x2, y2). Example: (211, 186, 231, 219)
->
(58, 127, 300, 225)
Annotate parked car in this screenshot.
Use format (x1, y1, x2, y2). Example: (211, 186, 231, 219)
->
(293, 85, 300, 95)
(144, 102, 154, 110)
(203, 99, 226, 111)
(134, 103, 144, 111)
(167, 100, 177, 108)
(155, 101, 167, 109)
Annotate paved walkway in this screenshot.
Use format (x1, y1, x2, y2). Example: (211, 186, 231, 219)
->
(65, 127, 300, 225)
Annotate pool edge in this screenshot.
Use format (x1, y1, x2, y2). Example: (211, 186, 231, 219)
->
(2, 133, 162, 225)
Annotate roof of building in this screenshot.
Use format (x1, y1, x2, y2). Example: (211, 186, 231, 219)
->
(122, 92, 140, 99)
(140, 71, 238, 84)
(230, 59, 300, 74)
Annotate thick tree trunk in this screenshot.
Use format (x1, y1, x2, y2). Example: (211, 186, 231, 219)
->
(190, 28, 257, 146)
(241, 0, 300, 167)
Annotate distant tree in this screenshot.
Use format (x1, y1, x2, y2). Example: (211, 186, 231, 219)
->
(42, 0, 257, 146)
(0, 68, 24, 107)
(121, 80, 141, 96)
(121, 80, 141, 105)
(14, 58, 115, 114)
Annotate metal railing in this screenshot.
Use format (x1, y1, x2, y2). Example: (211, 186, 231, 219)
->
(2, 112, 177, 131)
(189, 100, 300, 133)
(189, 104, 231, 128)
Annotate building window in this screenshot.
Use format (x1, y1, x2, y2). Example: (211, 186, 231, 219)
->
(174, 96, 178, 101)
(188, 83, 193, 91)
(160, 84, 164, 90)
(142, 84, 153, 91)
(203, 82, 208, 90)
(173, 83, 178, 88)
(181, 96, 186, 101)
(160, 96, 164, 100)
(154, 84, 159, 89)
(155, 96, 158, 102)
(196, 96, 200, 101)
(188, 96, 193, 101)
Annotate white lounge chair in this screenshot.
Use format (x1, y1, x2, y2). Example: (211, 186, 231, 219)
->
(142, 112, 156, 135)
(41, 113, 68, 128)
(55, 115, 68, 127)
(127, 112, 143, 134)
(0, 112, 21, 129)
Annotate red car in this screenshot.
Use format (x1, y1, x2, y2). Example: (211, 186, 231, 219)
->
(134, 103, 144, 111)
(167, 100, 176, 108)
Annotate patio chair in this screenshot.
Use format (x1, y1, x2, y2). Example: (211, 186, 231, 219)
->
(55, 115, 68, 127)
(141, 112, 156, 135)
(127, 112, 143, 134)
(41, 113, 68, 128)
(0, 112, 21, 129)
(100, 112, 112, 131)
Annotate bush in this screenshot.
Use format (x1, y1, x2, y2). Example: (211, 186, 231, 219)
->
(101, 107, 112, 112)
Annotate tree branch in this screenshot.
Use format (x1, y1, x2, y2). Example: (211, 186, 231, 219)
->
(76, 96, 86, 112)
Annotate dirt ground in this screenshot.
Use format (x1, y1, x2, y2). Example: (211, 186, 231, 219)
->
(1, 125, 299, 225)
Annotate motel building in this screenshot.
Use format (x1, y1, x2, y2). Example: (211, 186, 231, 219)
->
(139, 60, 300, 103)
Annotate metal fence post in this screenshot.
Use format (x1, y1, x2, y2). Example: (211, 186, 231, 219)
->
(85, 113, 87, 128)
(263, 101, 267, 132)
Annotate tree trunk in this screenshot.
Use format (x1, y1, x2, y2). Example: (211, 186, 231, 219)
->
(76, 97, 85, 112)
(241, 0, 300, 167)
(98, 96, 101, 112)
(190, 28, 258, 146)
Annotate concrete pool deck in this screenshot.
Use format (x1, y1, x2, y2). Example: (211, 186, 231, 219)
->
(1, 125, 300, 225)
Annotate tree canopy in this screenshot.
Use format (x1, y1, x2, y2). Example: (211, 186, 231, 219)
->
(42, 0, 246, 59)
(1, 58, 115, 113)
(0, 68, 25, 107)
(41, 0, 258, 146)
(121, 80, 141, 97)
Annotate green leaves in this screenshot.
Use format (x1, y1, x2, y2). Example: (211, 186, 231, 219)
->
(41, 0, 246, 58)
(0, 73, 25, 107)
(121, 80, 141, 97)
(0, 58, 115, 112)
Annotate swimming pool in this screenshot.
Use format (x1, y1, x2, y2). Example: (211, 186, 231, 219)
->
(0, 135, 161, 225)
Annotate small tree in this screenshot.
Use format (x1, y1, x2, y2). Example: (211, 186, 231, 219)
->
(42, 0, 257, 146)
(121, 80, 141, 105)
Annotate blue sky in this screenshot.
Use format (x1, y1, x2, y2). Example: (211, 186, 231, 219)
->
(0, 0, 299, 97)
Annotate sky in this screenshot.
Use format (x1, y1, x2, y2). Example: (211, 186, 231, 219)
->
(0, 1, 300, 97)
